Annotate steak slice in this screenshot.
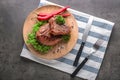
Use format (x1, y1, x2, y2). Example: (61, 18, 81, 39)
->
(36, 23, 62, 46)
(49, 17, 70, 36)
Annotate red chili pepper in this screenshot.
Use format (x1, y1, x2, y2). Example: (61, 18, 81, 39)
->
(52, 6, 70, 15)
(61, 13, 71, 17)
(37, 14, 53, 20)
(37, 13, 47, 16)
(38, 13, 71, 17)
(37, 6, 70, 21)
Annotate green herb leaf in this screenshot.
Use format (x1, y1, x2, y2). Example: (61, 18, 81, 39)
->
(26, 21, 51, 53)
(55, 15, 65, 25)
(62, 34, 70, 42)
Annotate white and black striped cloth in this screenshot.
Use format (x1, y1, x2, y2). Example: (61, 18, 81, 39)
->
(20, 0, 114, 80)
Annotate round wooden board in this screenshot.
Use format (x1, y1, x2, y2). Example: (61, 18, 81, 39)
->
(23, 5, 78, 60)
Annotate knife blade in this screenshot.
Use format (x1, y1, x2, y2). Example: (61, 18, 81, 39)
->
(71, 38, 104, 78)
(73, 16, 94, 66)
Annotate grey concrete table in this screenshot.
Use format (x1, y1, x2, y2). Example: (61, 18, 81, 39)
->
(0, 0, 120, 80)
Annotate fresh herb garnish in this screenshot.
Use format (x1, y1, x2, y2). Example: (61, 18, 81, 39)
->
(27, 21, 51, 53)
(62, 34, 70, 42)
(55, 15, 65, 25)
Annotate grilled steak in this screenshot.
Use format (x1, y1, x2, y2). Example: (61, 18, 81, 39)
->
(36, 23, 62, 46)
(49, 17, 70, 36)
(36, 17, 70, 46)
(36, 23, 50, 37)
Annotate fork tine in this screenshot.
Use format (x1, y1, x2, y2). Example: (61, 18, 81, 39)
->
(93, 39, 104, 50)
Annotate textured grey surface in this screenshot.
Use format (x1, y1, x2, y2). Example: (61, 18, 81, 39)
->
(0, 0, 120, 80)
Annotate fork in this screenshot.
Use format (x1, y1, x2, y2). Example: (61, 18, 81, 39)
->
(70, 39, 104, 78)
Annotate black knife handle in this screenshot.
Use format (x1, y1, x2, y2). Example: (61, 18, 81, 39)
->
(71, 57, 88, 78)
(73, 42, 85, 66)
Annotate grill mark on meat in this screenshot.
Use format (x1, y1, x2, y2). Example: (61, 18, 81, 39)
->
(36, 23, 62, 46)
(49, 17, 70, 36)
(38, 23, 51, 37)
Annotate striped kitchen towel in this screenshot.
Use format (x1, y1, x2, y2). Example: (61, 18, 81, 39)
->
(20, 0, 114, 80)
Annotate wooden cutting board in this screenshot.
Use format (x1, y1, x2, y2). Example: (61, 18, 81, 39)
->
(23, 5, 78, 60)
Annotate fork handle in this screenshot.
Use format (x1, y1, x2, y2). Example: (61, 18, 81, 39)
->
(71, 57, 88, 78)
(73, 42, 85, 66)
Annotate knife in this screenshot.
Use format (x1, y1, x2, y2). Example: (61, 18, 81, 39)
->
(71, 38, 104, 78)
(73, 16, 94, 66)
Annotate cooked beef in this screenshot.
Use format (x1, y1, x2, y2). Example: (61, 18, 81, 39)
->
(36, 23, 62, 46)
(49, 17, 70, 36)
(36, 23, 50, 37)
(36, 17, 70, 46)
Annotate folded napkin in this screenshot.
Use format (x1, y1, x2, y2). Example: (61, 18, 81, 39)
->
(20, 0, 114, 80)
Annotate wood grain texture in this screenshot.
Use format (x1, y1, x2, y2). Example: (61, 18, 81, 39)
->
(23, 5, 78, 59)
